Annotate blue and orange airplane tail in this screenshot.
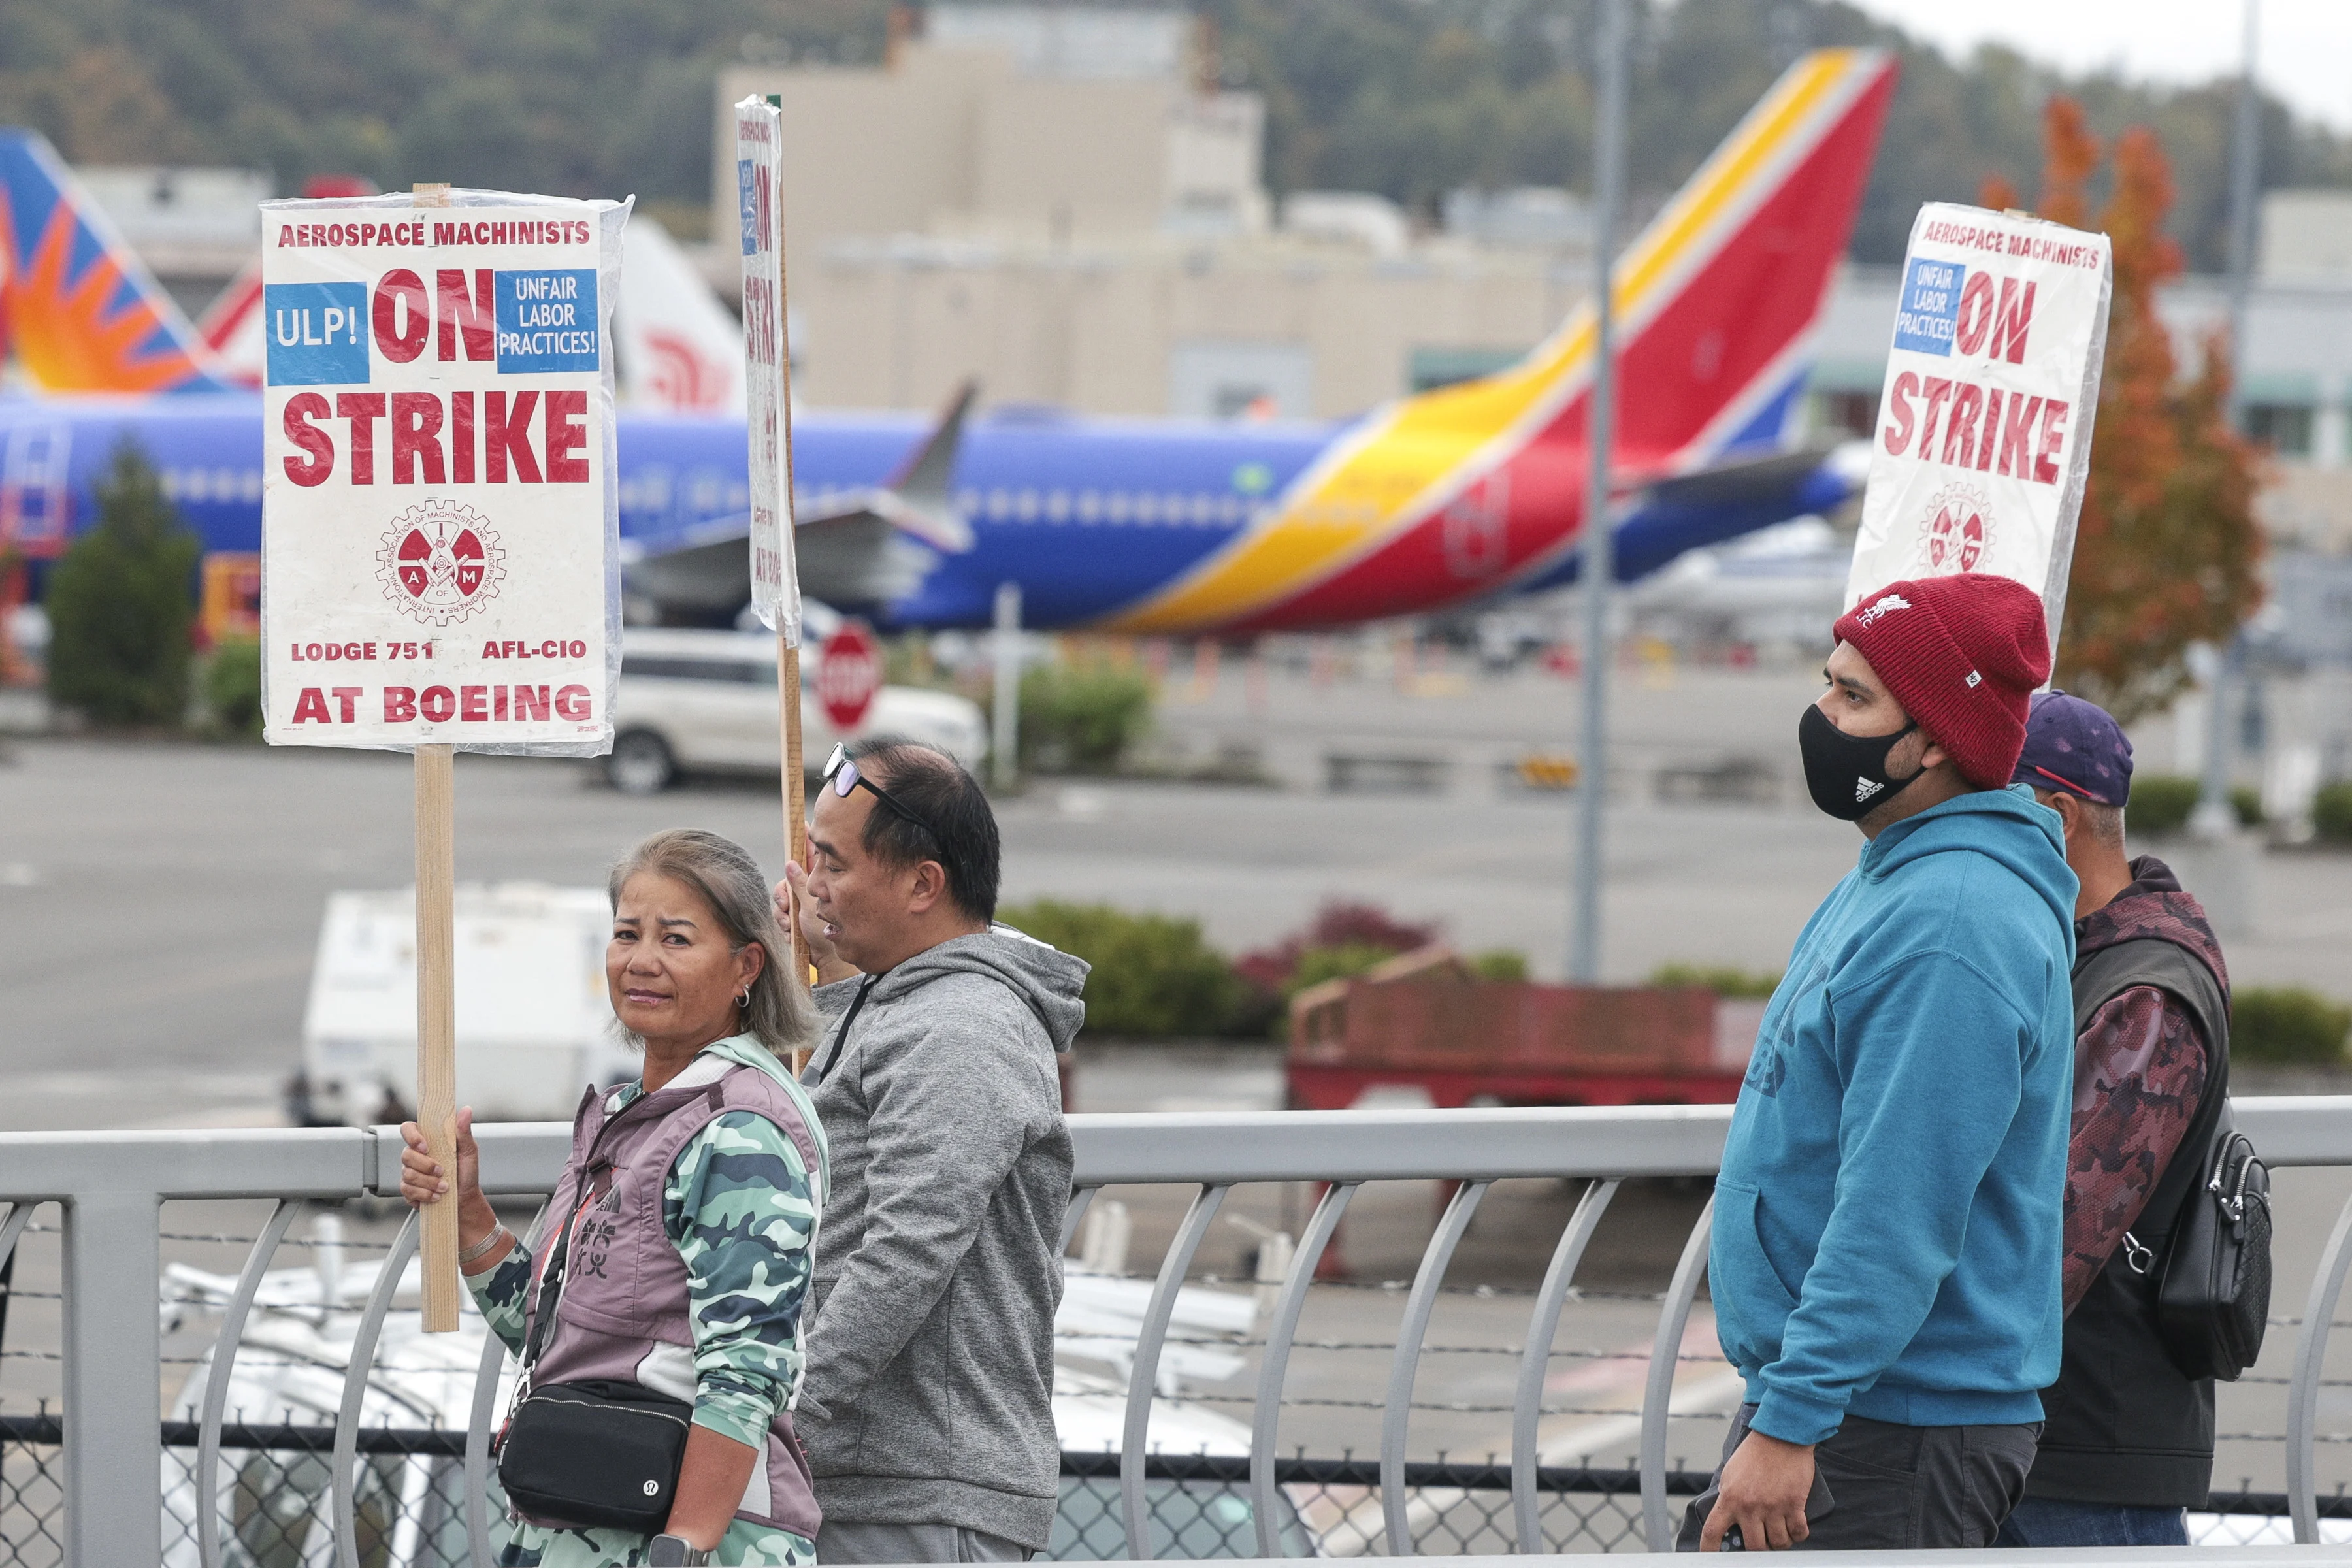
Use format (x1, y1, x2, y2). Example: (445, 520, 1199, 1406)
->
(1103, 48, 1899, 634)
(0, 129, 233, 395)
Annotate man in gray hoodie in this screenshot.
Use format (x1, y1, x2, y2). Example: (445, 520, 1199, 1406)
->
(777, 736, 1088, 1563)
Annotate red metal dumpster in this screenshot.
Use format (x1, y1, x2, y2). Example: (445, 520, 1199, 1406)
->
(1286, 946, 1761, 1111)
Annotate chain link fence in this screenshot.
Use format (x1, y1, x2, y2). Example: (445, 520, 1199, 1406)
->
(3, 1415, 2347, 1565)
(3, 1153, 2350, 1562)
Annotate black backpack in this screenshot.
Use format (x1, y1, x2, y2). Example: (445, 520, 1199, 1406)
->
(2076, 939, 2271, 1382)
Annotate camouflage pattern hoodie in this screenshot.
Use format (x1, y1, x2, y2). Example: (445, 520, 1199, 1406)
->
(800, 926, 1088, 1552)
(2060, 855, 2229, 1310)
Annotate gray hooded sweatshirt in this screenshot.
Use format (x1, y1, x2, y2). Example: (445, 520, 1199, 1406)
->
(798, 926, 1088, 1550)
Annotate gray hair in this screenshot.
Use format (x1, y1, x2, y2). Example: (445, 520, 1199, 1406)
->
(2033, 788, 2129, 851)
(607, 828, 815, 1060)
(2083, 800, 2127, 849)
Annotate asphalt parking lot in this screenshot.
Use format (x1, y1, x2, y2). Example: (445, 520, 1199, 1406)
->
(3, 661, 2345, 1128)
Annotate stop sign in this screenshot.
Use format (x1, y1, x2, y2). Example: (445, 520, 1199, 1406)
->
(815, 621, 883, 731)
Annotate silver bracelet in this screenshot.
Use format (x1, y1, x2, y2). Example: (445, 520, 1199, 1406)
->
(457, 1226, 511, 1266)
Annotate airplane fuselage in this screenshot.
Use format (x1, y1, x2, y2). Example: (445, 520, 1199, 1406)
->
(0, 393, 1348, 630)
(0, 391, 1856, 632)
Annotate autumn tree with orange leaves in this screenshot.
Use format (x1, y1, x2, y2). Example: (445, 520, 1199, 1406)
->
(1983, 99, 2264, 723)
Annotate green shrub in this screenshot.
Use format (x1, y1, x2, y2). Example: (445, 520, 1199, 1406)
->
(1649, 962, 1782, 999)
(1014, 659, 1154, 774)
(2230, 785, 2264, 828)
(1471, 949, 1529, 982)
(2232, 987, 2352, 1066)
(2127, 775, 2202, 836)
(202, 638, 264, 736)
(44, 443, 200, 726)
(2313, 781, 2352, 845)
(999, 898, 1239, 1037)
(882, 633, 947, 691)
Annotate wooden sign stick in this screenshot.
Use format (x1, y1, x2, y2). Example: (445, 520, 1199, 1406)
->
(781, 642, 809, 978)
(765, 108, 815, 1071)
(775, 215, 808, 964)
(410, 182, 461, 1333)
(414, 742, 462, 1331)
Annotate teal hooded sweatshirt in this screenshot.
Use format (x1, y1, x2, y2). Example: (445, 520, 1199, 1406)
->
(1713, 785, 2077, 1446)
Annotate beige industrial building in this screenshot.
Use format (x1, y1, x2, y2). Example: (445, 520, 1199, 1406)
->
(715, 5, 1590, 420)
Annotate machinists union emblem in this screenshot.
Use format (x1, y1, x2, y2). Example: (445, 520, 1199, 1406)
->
(1916, 482, 1993, 575)
(375, 502, 506, 626)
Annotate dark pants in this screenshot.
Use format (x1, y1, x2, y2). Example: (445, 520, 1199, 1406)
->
(1995, 1497, 2189, 1548)
(817, 1522, 1033, 1563)
(1676, 1404, 2039, 1552)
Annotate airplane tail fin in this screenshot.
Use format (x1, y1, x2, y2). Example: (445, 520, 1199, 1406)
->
(0, 128, 233, 395)
(195, 253, 265, 387)
(617, 218, 747, 415)
(1421, 47, 1899, 478)
(1103, 48, 1899, 633)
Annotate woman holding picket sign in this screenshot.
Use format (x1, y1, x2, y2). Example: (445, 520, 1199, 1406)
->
(401, 828, 828, 1567)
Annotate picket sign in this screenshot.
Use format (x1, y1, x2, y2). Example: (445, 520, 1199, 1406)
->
(1846, 203, 2114, 658)
(738, 94, 815, 1017)
(259, 182, 630, 1327)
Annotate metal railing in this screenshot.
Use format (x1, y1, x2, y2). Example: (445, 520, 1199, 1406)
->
(1, 1098, 2349, 1564)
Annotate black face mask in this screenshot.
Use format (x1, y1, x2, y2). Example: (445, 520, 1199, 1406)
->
(1798, 703, 1922, 821)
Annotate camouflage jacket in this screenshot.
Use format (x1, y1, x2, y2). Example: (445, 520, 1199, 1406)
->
(2060, 857, 2226, 1311)
(468, 1036, 826, 1566)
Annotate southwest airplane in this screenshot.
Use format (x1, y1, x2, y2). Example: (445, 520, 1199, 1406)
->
(0, 49, 1895, 632)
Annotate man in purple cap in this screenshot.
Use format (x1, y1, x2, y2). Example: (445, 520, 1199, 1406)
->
(1997, 691, 2233, 1548)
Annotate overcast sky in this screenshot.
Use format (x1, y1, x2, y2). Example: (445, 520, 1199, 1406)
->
(1842, 0, 2352, 134)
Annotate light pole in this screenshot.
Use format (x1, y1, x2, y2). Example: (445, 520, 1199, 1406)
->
(992, 580, 1022, 792)
(2195, 0, 2261, 840)
(1570, 0, 1628, 983)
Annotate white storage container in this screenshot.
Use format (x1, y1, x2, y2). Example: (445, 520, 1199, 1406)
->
(299, 883, 630, 1125)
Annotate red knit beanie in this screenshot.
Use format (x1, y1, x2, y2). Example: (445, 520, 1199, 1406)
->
(1832, 574, 2051, 788)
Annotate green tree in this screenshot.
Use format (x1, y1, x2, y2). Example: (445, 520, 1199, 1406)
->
(44, 442, 200, 726)
(201, 636, 265, 737)
(7, 1, 2351, 263)
(1202, 0, 2352, 267)
(1987, 100, 2266, 722)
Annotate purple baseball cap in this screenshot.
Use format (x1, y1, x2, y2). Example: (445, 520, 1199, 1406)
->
(2012, 689, 2132, 806)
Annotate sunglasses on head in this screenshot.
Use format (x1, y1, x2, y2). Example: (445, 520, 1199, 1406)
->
(822, 742, 949, 849)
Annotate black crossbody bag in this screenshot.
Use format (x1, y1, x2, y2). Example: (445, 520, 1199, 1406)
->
(2149, 1117, 2272, 1380)
(494, 1160, 693, 1531)
(2080, 939, 2273, 1382)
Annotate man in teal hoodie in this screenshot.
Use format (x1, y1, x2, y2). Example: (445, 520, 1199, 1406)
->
(1683, 573, 2078, 1552)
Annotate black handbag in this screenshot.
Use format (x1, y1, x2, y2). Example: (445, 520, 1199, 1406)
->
(2077, 938, 2272, 1384)
(498, 1379, 694, 1531)
(2151, 1122, 2273, 1382)
(494, 1176, 693, 1532)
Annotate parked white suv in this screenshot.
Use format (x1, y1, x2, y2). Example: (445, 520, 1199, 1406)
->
(608, 627, 987, 794)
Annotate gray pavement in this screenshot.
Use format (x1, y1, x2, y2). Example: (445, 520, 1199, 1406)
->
(3, 661, 2346, 1130)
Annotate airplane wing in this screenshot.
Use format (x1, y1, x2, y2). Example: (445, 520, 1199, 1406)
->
(625, 502, 951, 614)
(1610, 442, 1869, 581)
(872, 378, 977, 553)
(624, 382, 978, 613)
